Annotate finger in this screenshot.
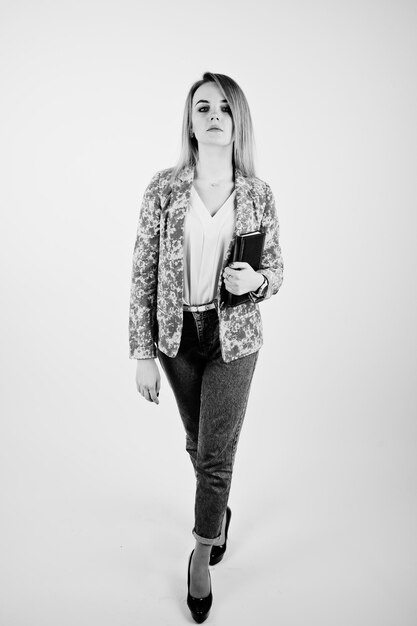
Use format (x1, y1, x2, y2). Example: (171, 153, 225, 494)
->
(225, 268, 243, 280)
(149, 387, 159, 404)
(229, 261, 249, 269)
(144, 389, 154, 402)
(225, 277, 235, 289)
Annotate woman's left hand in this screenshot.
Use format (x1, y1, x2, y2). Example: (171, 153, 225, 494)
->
(223, 262, 264, 295)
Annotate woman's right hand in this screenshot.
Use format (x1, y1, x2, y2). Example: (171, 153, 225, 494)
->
(135, 359, 161, 404)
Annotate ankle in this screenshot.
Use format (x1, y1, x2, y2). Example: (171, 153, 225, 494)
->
(193, 543, 212, 562)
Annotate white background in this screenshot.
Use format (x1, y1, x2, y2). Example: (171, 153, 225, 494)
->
(1, 1, 416, 624)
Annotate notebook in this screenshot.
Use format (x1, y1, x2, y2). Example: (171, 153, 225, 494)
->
(224, 230, 266, 307)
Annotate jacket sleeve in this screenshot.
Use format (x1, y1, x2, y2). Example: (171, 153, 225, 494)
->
(249, 182, 284, 304)
(129, 171, 161, 359)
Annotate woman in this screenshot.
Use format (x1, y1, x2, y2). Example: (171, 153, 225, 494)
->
(129, 72, 283, 623)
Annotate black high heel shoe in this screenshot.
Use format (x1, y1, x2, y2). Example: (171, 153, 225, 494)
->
(187, 550, 213, 623)
(209, 506, 232, 566)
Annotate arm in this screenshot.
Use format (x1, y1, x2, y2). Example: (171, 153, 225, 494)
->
(248, 182, 284, 303)
(129, 171, 161, 359)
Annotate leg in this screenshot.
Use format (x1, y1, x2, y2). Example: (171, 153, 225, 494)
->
(190, 346, 259, 598)
(193, 348, 259, 544)
(156, 314, 205, 473)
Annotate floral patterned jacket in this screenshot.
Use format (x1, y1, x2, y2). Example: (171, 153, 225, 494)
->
(129, 164, 284, 363)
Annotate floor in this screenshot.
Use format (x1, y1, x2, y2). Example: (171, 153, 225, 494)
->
(0, 380, 415, 626)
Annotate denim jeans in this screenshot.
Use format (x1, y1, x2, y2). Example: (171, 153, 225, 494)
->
(157, 307, 259, 546)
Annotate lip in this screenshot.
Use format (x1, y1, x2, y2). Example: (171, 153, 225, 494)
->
(207, 126, 222, 131)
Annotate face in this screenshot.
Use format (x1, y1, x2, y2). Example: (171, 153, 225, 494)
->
(190, 82, 234, 147)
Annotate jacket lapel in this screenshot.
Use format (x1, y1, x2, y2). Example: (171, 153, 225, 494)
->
(234, 167, 257, 235)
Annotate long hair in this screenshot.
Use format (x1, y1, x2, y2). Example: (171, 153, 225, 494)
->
(170, 72, 256, 185)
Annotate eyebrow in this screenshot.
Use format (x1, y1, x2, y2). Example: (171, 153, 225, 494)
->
(194, 99, 228, 106)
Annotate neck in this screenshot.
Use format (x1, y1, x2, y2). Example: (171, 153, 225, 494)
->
(194, 144, 234, 184)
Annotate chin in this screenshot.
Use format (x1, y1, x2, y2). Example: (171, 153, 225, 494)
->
(205, 137, 231, 145)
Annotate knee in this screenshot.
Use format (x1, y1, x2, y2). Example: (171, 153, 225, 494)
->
(196, 456, 233, 487)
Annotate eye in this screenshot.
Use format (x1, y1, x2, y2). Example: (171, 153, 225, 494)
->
(197, 105, 231, 113)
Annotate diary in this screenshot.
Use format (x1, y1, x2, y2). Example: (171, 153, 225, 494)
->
(225, 230, 266, 307)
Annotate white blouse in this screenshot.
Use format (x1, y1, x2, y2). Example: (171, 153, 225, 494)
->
(183, 185, 236, 306)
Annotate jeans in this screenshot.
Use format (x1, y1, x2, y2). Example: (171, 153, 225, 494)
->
(157, 307, 259, 546)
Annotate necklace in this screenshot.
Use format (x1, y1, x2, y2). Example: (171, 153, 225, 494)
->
(196, 177, 233, 188)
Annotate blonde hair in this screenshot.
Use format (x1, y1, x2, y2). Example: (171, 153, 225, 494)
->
(170, 72, 256, 185)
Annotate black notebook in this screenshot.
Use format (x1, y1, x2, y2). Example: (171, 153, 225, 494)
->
(224, 230, 266, 307)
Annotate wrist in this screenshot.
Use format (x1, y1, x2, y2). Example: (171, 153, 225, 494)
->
(253, 272, 265, 291)
(249, 273, 268, 302)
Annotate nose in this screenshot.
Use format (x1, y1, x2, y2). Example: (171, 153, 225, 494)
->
(210, 109, 220, 120)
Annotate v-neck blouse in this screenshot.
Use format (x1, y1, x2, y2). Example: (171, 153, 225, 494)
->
(183, 185, 236, 306)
